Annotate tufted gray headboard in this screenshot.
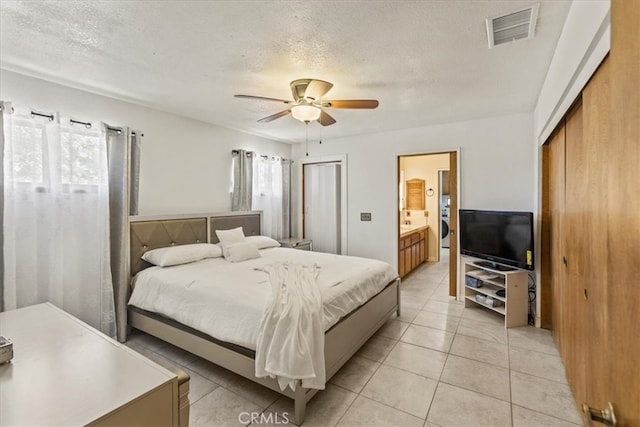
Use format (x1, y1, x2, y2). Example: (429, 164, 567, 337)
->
(129, 211, 262, 277)
(209, 214, 261, 243)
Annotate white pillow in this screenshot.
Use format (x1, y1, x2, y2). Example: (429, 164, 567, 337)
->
(245, 235, 281, 250)
(215, 227, 246, 258)
(226, 242, 261, 263)
(142, 243, 222, 267)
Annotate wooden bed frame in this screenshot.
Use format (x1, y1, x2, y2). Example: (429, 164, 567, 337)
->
(126, 211, 401, 425)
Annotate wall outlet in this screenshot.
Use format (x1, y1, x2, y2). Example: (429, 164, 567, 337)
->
(360, 212, 372, 221)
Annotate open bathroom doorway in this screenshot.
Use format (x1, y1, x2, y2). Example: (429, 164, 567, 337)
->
(397, 151, 459, 298)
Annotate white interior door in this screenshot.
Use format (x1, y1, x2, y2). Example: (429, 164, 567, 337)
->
(304, 162, 341, 254)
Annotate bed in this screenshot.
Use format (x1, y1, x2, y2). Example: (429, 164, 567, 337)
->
(126, 211, 400, 424)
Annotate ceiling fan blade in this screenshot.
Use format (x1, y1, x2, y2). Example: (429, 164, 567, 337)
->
(235, 94, 291, 104)
(257, 109, 291, 123)
(322, 100, 379, 109)
(290, 79, 333, 101)
(318, 110, 337, 126)
(305, 79, 334, 100)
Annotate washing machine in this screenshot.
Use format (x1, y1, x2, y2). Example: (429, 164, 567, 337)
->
(441, 215, 450, 248)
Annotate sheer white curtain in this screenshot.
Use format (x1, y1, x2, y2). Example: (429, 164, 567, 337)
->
(2, 105, 115, 336)
(251, 155, 290, 239)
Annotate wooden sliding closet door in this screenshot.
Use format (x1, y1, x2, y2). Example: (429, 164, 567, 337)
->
(542, 2, 639, 421)
(562, 58, 611, 411)
(546, 125, 566, 351)
(606, 0, 640, 423)
(562, 99, 584, 394)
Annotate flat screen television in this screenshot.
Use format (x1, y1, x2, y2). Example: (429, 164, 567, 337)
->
(459, 209, 534, 271)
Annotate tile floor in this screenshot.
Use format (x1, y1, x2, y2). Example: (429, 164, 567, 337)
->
(125, 257, 582, 427)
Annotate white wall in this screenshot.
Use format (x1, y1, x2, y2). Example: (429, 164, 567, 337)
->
(292, 112, 534, 271)
(534, 0, 610, 143)
(0, 69, 291, 215)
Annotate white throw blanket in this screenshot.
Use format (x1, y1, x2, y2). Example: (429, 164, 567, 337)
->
(255, 262, 325, 392)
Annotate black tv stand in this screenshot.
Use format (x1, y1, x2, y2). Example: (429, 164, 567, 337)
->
(474, 261, 516, 272)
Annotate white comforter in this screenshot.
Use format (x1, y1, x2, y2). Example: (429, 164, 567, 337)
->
(128, 247, 397, 351)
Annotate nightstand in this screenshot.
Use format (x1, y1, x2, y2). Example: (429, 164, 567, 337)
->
(278, 237, 313, 251)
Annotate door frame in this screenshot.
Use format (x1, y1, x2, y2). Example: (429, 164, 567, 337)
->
(395, 148, 462, 300)
(299, 154, 348, 255)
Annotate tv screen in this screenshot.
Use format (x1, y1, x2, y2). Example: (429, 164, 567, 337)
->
(459, 209, 534, 271)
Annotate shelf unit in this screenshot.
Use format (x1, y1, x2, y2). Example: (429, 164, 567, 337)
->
(463, 260, 529, 327)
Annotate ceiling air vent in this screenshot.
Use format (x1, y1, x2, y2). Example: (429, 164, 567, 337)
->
(486, 4, 539, 48)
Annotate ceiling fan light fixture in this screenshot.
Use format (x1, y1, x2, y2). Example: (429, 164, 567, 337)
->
(291, 105, 321, 122)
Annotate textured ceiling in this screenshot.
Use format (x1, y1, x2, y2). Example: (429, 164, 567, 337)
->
(0, 0, 572, 143)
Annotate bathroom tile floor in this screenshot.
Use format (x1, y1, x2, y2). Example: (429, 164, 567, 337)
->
(126, 259, 582, 427)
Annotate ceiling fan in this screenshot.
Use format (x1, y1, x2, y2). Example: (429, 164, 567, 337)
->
(234, 79, 379, 126)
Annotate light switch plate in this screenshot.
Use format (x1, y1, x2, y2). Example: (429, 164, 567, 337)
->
(360, 212, 372, 221)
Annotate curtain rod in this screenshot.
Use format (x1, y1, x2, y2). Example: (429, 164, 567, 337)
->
(31, 111, 54, 121)
(27, 110, 143, 136)
(231, 149, 293, 163)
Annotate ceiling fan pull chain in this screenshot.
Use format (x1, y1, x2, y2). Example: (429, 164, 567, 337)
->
(305, 121, 309, 156)
(319, 124, 322, 144)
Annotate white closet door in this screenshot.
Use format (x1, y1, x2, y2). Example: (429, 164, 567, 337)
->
(304, 163, 341, 254)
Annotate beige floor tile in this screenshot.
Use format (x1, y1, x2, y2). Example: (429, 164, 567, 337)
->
(124, 340, 160, 358)
(375, 319, 410, 340)
(402, 295, 429, 311)
(185, 357, 236, 386)
(429, 292, 458, 303)
(415, 270, 448, 283)
(330, 356, 380, 393)
(512, 405, 581, 427)
(427, 382, 511, 427)
(186, 355, 272, 408)
(128, 330, 169, 351)
(412, 310, 460, 333)
(440, 354, 510, 401)
(267, 383, 357, 427)
(383, 341, 447, 380)
(123, 335, 148, 351)
(400, 324, 454, 353)
(356, 335, 397, 363)
(154, 342, 200, 367)
(439, 275, 450, 284)
(511, 371, 582, 424)
(449, 334, 509, 368)
(460, 306, 504, 325)
(401, 277, 437, 292)
(422, 300, 464, 317)
(336, 395, 424, 427)
(456, 317, 508, 344)
(189, 387, 262, 427)
(508, 326, 559, 356)
(223, 374, 281, 409)
(509, 346, 568, 384)
(395, 307, 420, 323)
(361, 365, 437, 419)
(181, 366, 219, 404)
(402, 285, 436, 300)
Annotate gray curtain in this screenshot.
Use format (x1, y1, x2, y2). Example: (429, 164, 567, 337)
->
(107, 127, 142, 342)
(0, 102, 7, 311)
(129, 132, 141, 216)
(231, 149, 253, 211)
(282, 159, 292, 238)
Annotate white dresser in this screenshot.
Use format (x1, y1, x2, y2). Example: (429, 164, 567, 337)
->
(0, 303, 180, 426)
